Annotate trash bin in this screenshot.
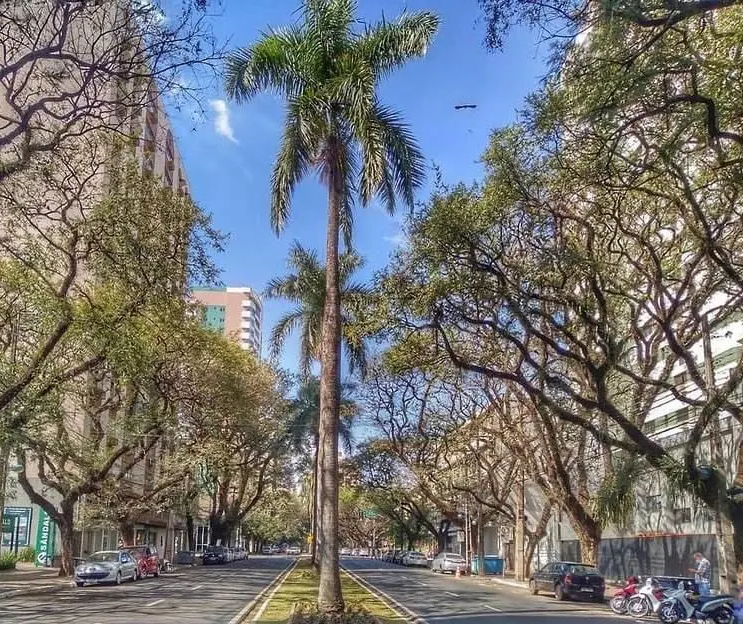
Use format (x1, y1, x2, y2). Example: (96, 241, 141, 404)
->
(471, 555, 504, 575)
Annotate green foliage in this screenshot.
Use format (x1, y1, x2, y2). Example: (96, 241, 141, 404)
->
(592, 457, 640, 531)
(266, 244, 370, 378)
(244, 489, 308, 546)
(16, 546, 36, 563)
(0, 552, 17, 570)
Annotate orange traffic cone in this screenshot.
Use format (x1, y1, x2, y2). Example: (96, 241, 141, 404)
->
(455, 566, 461, 579)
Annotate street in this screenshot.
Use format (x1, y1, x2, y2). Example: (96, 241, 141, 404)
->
(342, 558, 629, 624)
(0, 556, 294, 624)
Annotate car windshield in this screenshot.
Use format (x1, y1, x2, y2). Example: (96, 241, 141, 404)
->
(88, 552, 120, 563)
(446, 554, 465, 561)
(569, 565, 600, 575)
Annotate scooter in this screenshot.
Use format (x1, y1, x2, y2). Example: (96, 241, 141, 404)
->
(657, 584, 734, 624)
(625, 577, 666, 618)
(609, 575, 640, 615)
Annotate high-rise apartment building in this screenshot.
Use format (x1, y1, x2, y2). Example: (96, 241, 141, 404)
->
(191, 287, 263, 355)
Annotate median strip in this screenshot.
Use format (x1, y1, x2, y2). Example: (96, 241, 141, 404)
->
(342, 566, 428, 624)
(227, 559, 298, 624)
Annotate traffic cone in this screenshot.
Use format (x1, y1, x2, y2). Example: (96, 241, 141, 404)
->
(455, 566, 461, 579)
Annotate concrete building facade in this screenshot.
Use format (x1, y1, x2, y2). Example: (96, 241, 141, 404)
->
(191, 287, 263, 355)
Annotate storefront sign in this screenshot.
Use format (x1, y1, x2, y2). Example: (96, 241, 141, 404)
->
(34, 508, 55, 567)
(1, 507, 31, 547)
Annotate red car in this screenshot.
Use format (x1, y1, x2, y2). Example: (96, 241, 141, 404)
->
(126, 545, 161, 578)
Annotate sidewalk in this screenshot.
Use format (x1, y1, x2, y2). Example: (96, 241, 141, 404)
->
(0, 562, 73, 600)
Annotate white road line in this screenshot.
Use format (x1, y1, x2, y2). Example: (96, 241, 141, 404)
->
(251, 565, 296, 622)
(146, 599, 165, 607)
(191, 584, 203, 590)
(483, 604, 502, 612)
(445, 591, 460, 597)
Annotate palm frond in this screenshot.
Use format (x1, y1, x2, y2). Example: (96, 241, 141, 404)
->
(372, 104, 426, 210)
(225, 26, 313, 102)
(269, 308, 305, 360)
(358, 11, 440, 79)
(270, 105, 314, 234)
(264, 274, 301, 301)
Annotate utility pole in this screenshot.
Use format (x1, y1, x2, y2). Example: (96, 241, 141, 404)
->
(0, 311, 19, 520)
(702, 316, 736, 592)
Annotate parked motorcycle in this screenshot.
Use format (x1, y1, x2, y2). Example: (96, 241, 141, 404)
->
(657, 584, 734, 624)
(625, 577, 666, 618)
(609, 575, 640, 615)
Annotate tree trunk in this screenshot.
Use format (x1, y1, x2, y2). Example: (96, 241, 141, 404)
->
(119, 517, 135, 545)
(209, 516, 231, 547)
(575, 526, 600, 567)
(316, 149, 344, 614)
(186, 514, 195, 552)
(58, 507, 76, 577)
(311, 431, 320, 567)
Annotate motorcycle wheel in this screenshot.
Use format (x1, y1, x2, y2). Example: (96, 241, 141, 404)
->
(709, 605, 733, 624)
(609, 596, 627, 614)
(658, 602, 682, 624)
(627, 596, 650, 618)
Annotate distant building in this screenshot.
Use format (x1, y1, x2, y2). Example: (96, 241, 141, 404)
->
(191, 287, 263, 355)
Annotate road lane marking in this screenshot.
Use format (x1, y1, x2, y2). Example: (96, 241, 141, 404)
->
(483, 605, 502, 612)
(146, 599, 165, 607)
(226, 558, 297, 624)
(191, 584, 203, 590)
(445, 591, 460, 597)
(342, 565, 428, 624)
(251, 562, 298, 622)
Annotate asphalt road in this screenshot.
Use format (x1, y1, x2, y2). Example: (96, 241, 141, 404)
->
(342, 558, 633, 624)
(1, 555, 294, 624)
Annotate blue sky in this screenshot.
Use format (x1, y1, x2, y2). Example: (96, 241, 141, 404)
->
(170, 0, 549, 373)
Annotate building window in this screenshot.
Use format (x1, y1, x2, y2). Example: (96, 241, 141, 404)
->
(673, 507, 691, 524)
(644, 494, 662, 514)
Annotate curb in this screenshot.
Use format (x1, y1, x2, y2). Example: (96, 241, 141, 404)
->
(490, 577, 529, 590)
(0, 582, 74, 601)
(342, 566, 428, 624)
(227, 558, 299, 624)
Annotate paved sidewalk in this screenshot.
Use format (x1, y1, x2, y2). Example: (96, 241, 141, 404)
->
(460, 571, 619, 601)
(0, 563, 73, 600)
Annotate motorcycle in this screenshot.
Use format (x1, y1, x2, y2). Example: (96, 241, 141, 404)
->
(625, 577, 666, 618)
(609, 575, 641, 615)
(657, 584, 734, 624)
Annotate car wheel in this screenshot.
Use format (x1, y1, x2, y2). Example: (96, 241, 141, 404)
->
(554, 582, 566, 601)
(133, 568, 139, 581)
(75, 581, 84, 588)
(529, 580, 538, 595)
(141, 568, 148, 579)
(115, 571, 122, 585)
(154, 565, 160, 577)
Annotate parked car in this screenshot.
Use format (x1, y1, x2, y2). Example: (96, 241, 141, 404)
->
(234, 547, 247, 560)
(358, 548, 370, 557)
(261, 546, 272, 555)
(75, 550, 139, 586)
(431, 552, 467, 574)
(392, 550, 406, 565)
(340, 547, 351, 556)
(380, 551, 392, 562)
(529, 562, 606, 601)
(287, 546, 301, 555)
(269, 545, 280, 554)
(202, 546, 228, 565)
(125, 545, 160, 578)
(403, 551, 428, 567)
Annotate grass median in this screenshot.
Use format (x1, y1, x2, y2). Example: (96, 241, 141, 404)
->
(257, 560, 406, 624)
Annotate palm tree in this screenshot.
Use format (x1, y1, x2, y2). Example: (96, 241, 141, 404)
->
(289, 376, 356, 565)
(226, 1, 437, 611)
(265, 242, 368, 379)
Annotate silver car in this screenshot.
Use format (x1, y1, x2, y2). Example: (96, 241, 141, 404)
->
(75, 550, 139, 586)
(403, 551, 429, 567)
(431, 552, 467, 574)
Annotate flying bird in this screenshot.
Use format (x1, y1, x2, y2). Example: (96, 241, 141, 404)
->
(454, 104, 477, 110)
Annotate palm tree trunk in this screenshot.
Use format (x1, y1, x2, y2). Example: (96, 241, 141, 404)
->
(311, 430, 320, 567)
(316, 143, 344, 614)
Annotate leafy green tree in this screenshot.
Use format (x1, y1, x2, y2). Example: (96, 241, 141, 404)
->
(266, 242, 369, 379)
(225, 0, 438, 611)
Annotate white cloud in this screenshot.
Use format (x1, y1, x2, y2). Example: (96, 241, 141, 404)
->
(209, 99, 238, 144)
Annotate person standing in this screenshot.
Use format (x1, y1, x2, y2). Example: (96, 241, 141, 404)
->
(689, 551, 712, 595)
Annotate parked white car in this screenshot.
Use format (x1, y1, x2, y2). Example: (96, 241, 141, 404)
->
(75, 550, 139, 586)
(403, 551, 428, 567)
(431, 552, 467, 574)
